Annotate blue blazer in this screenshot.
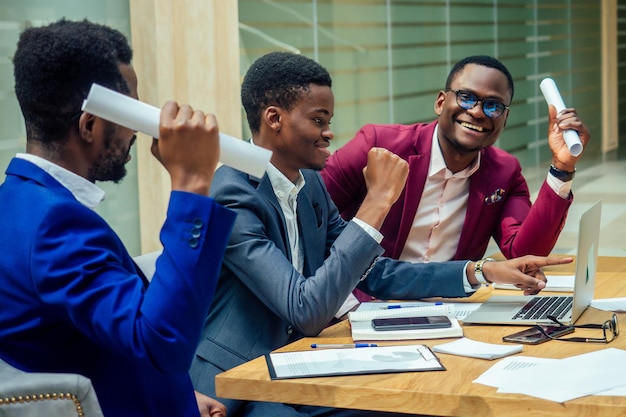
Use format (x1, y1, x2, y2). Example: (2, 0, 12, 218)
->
(0, 158, 235, 417)
(190, 166, 467, 414)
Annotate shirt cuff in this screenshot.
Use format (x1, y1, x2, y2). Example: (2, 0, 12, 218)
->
(463, 261, 479, 293)
(352, 217, 383, 244)
(547, 172, 573, 199)
(335, 293, 360, 318)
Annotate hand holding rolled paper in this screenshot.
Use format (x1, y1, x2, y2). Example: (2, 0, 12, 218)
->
(81, 84, 272, 177)
(539, 78, 583, 157)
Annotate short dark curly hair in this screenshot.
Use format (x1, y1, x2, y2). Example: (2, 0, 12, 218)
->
(241, 51, 332, 133)
(445, 55, 514, 102)
(13, 18, 133, 144)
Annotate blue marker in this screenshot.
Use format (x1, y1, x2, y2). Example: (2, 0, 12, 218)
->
(310, 343, 378, 349)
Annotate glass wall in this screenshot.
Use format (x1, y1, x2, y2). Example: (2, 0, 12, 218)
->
(0, 1, 608, 255)
(0, 1, 141, 255)
(238, 0, 603, 192)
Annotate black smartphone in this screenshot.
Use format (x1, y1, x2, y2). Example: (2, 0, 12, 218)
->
(371, 316, 452, 331)
(502, 325, 575, 345)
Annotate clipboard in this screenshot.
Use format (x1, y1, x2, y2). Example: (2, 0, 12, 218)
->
(266, 344, 445, 380)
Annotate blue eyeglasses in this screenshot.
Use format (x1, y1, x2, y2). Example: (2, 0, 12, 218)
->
(445, 89, 510, 119)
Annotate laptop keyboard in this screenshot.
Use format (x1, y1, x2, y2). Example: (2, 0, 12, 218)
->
(512, 296, 573, 321)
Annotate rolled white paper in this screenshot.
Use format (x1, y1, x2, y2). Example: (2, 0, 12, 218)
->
(81, 83, 272, 177)
(539, 78, 583, 157)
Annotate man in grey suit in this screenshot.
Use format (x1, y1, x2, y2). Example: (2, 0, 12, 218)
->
(189, 51, 572, 417)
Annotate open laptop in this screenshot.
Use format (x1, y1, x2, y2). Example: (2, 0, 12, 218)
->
(463, 200, 601, 326)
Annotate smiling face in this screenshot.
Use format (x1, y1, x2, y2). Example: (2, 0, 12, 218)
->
(265, 84, 335, 182)
(434, 63, 511, 166)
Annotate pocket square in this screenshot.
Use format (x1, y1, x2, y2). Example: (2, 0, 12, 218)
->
(484, 188, 505, 205)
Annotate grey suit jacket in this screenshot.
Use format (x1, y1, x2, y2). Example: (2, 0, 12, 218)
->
(190, 166, 468, 412)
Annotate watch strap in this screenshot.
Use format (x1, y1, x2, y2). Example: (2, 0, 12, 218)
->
(474, 257, 496, 284)
(549, 164, 576, 182)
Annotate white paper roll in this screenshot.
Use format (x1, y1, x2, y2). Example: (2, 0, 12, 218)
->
(81, 84, 272, 177)
(539, 78, 583, 157)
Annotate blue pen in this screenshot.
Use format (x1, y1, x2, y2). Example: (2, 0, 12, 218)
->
(383, 302, 443, 309)
(310, 343, 378, 349)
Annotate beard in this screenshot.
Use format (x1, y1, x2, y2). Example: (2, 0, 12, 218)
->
(90, 154, 127, 184)
(87, 125, 130, 183)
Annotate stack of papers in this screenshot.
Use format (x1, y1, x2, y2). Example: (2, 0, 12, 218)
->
(433, 337, 523, 360)
(348, 303, 463, 341)
(474, 348, 626, 402)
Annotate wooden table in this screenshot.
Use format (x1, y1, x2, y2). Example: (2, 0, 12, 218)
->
(215, 256, 626, 416)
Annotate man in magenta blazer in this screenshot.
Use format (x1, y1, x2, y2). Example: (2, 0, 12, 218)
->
(321, 55, 591, 264)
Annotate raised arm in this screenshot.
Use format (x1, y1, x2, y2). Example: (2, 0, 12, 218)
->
(354, 147, 408, 230)
(151, 101, 221, 195)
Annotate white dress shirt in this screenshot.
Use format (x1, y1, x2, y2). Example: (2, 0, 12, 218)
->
(399, 125, 479, 264)
(266, 163, 306, 273)
(16, 153, 105, 209)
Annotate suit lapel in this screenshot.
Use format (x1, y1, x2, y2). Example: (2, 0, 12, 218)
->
(256, 174, 293, 261)
(296, 188, 321, 276)
(392, 124, 434, 259)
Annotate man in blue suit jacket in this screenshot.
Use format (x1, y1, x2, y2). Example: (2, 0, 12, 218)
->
(0, 19, 235, 417)
(189, 52, 571, 417)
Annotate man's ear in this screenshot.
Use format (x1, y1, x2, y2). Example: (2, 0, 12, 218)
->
(264, 106, 282, 132)
(78, 112, 97, 143)
(434, 90, 446, 116)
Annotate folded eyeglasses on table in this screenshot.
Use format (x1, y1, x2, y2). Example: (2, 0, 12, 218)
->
(536, 313, 620, 343)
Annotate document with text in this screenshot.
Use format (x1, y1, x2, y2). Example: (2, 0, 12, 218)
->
(474, 348, 626, 402)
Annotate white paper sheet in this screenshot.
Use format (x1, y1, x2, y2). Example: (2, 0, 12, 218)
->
(433, 337, 523, 360)
(590, 297, 626, 312)
(476, 353, 626, 399)
(492, 348, 626, 402)
(493, 275, 574, 292)
(82, 84, 272, 178)
(539, 78, 583, 156)
(474, 355, 556, 388)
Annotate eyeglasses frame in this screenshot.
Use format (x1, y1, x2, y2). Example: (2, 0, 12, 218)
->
(444, 88, 510, 119)
(536, 313, 620, 344)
